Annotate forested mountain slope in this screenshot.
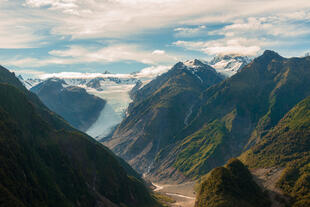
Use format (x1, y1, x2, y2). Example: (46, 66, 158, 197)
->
(0, 65, 160, 207)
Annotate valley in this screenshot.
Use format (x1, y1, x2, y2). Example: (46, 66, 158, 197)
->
(16, 55, 250, 207)
(153, 182, 196, 207)
(4, 51, 310, 207)
(1, 1, 310, 207)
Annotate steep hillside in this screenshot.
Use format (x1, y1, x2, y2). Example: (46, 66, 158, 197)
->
(195, 159, 270, 207)
(17, 75, 42, 89)
(0, 67, 71, 131)
(0, 66, 160, 207)
(151, 51, 310, 181)
(31, 78, 106, 131)
(241, 96, 310, 207)
(105, 60, 224, 174)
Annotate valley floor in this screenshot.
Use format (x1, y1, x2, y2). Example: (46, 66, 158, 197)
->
(251, 168, 289, 207)
(153, 182, 196, 207)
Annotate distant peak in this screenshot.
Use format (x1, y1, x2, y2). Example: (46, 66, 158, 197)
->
(183, 59, 206, 68)
(253, 50, 283, 64)
(193, 59, 204, 65)
(17, 75, 24, 80)
(262, 50, 282, 58)
(208, 55, 252, 77)
(173, 61, 186, 68)
(46, 78, 67, 85)
(48, 77, 61, 81)
(210, 55, 251, 63)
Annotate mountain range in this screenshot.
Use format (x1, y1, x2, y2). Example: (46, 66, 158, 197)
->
(31, 78, 106, 132)
(0, 65, 160, 207)
(208, 55, 252, 77)
(103, 51, 310, 187)
(196, 94, 310, 207)
(5, 50, 310, 207)
(17, 54, 249, 141)
(103, 60, 224, 176)
(18, 75, 140, 139)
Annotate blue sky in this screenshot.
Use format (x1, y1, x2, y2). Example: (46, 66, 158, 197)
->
(0, 0, 310, 78)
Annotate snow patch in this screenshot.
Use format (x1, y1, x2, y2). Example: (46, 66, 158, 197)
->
(209, 55, 252, 77)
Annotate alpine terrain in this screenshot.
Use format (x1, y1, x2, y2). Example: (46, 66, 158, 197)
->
(0, 65, 161, 207)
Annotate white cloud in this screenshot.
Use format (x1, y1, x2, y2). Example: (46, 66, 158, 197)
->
(0, 1, 58, 48)
(24, 0, 78, 12)
(49, 44, 178, 65)
(203, 45, 261, 56)
(174, 25, 206, 37)
(174, 38, 263, 56)
(11, 69, 46, 76)
(39, 72, 133, 79)
(2, 57, 74, 68)
(3, 44, 179, 68)
(37, 65, 171, 80)
(152, 50, 166, 55)
(49, 45, 88, 57)
(0, 0, 310, 59)
(0, 12, 45, 48)
(219, 16, 310, 37)
(19, 0, 310, 39)
(135, 65, 171, 79)
(173, 11, 310, 56)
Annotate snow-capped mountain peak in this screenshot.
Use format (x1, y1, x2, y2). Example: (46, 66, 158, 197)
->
(183, 59, 207, 68)
(18, 76, 43, 89)
(208, 55, 252, 77)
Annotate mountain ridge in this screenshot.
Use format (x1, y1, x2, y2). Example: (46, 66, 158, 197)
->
(196, 95, 310, 207)
(0, 65, 160, 207)
(104, 60, 224, 176)
(108, 50, 310, 183)
(31, 78, 106, 132)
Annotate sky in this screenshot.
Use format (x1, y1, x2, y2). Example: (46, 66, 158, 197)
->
(0, 0, 310, 78)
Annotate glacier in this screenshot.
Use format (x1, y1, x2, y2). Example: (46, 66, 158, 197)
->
(86, 103, 121, 139)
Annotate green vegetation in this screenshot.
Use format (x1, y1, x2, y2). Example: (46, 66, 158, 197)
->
(174, 120, 230, 178)
(153, 192, 176, 207)
(241, 96, 310, 206)
(107, 61, 223, 173)
(277, 157, 310, 207)
(195, 159, 270, 207)
(0, 66, 160, 207)
(153, 50, 310, 180)
(242, 96, 310, 168)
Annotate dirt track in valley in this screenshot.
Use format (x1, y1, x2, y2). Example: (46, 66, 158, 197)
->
(153, 182, 196, 207)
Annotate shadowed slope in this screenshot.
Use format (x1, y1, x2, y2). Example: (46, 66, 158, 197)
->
(0, 66, 160, 207)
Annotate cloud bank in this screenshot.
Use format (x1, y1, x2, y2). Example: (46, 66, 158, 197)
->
(34, 65, 171, 80)
(0, 0, 310, 71)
